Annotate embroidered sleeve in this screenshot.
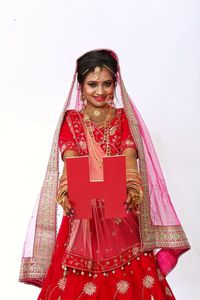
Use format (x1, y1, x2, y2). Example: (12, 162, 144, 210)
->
(120, 110, 137, 153)
(58, 111, 79, 159)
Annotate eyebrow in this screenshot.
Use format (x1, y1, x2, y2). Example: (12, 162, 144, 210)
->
(87, 79, 113, 83)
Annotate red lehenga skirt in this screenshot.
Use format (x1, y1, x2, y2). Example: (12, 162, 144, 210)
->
(38, 217, 175, 300)
(38, 123, 176, 299)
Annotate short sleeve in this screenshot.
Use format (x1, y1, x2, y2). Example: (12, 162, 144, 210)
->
(120, 110, 137, 153)
(58, 111, 79, 159)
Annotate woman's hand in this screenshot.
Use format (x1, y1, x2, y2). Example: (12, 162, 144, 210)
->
(60, 194, 74, 217)
(56, 173, 74, 217)
(56, 190, 74, 217)
(57, 149, 78, 216)
(125, 187, 141, 214)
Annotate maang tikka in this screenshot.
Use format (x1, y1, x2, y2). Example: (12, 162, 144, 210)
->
(94, 66, 101, 80)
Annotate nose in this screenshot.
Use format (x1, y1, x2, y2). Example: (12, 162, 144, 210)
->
(96, 84, 105, 95)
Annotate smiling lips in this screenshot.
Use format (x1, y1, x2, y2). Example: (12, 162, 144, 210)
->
(94, 96, 106, 102)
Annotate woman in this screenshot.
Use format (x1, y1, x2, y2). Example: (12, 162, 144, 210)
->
(19, 49, 190, 299)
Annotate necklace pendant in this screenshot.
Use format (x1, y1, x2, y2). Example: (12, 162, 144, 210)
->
(94, 110, 101, 117)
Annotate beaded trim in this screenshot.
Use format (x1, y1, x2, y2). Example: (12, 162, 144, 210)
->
(62, 244, 141, 273)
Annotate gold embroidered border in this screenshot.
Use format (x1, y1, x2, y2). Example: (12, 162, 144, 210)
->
(62, 244, 141, 273)
(20, 72, 78, 283)
(19, 257, 48, 285)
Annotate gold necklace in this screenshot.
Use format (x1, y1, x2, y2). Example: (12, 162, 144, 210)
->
(85, 104, 109, 120)
(83, 106, 112, 164)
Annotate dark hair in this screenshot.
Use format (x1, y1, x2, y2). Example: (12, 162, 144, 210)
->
(77, 50, 118, 84)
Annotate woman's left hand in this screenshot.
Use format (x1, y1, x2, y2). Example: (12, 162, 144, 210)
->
(125, 188, 141, 214)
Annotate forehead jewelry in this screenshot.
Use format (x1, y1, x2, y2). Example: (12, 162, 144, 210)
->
(81, 65, 116, 77)
(94, 66, 101, 80)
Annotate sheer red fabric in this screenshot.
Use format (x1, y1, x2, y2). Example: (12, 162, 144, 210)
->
(38, 217, 175, 300)
(37, 108, 176, 299)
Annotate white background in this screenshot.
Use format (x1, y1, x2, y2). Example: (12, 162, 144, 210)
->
(0, 0, 199, 299)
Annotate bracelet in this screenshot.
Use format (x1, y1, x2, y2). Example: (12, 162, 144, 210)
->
(58, 183, 68, 192)
(56, 193, 66, 205)
(127, 182, 142, 191)
(56, 188, 68, 203)
(126, 168, 143, 195)
(127, 190, 142, 207)
(59, 176, 68, 186)
(126, 170, 141, 182)
(126, 178, 142, 184)
(126, 168, 139, 173)
(56, 196, 66, 205)
(57, 186, 68, 197)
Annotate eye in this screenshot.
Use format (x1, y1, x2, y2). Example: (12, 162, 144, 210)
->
(88, 82, 97, 88)
(104, 81, 113, 87)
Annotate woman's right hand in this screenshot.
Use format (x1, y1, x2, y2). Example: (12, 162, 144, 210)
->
(56, 174, 74, 217)
(60, 195, 74, 217)
(58, 149, 79, 216)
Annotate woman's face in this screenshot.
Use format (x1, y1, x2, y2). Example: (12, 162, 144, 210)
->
(81, 67, 115, 108)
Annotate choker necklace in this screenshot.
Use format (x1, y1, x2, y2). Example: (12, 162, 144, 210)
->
(85, 104, 109, 118)
(82, 104, 114, 125)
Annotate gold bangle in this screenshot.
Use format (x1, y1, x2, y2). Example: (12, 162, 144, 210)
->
(128, 191, 142, 205)
(57, 189, 68, 199)
(56, 195, 66, 205)
(127, 183, 142, 192)
(126, 178, 142, 184)
(126, 174, 141, 181)
(127, 186, 143, 199)
(126, 168, 139, 173)
(60, 176, 67, 182)
(59, 179, 68, 187)
(59, 183, 68, 191)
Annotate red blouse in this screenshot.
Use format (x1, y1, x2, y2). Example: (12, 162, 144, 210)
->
(58, 108, 136, 158)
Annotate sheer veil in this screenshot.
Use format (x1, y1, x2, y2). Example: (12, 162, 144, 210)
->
(19, 49, 190, 287)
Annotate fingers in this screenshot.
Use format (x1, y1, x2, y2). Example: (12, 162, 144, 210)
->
(125, 196, 134, 212)
(126, 193, 131, 204)
(62, 197, 74, 217)
(134, 204, 140, 215)
(127, 201, 134, 212)
(125, 190, 134, 208)
(125, 189, 141, 214)
(64, 208, 75, 217)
